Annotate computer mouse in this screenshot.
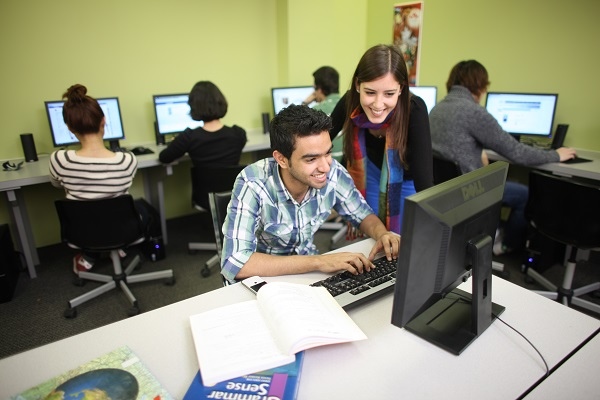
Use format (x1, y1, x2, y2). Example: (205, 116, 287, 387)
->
(130, 146, 154, 155)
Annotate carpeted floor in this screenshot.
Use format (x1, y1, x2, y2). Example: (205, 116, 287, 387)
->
(1, 213, 599, 360)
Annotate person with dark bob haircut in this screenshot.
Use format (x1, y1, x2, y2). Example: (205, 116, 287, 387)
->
(159, 80, 247, 175)
(220, 104, 400, 283)
(329, 44, 433, 235)
(429, 59, 576, 254)
(49, 84, 138, 275)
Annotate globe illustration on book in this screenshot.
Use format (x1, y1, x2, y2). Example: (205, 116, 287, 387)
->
(44, 368, 139, 400)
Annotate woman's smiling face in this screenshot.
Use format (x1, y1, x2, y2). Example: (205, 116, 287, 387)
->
(356, 72, 402, 124)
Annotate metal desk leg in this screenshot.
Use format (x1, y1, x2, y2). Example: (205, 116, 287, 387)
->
(5, 189, 39, 278)
(142, 165, 170, 245)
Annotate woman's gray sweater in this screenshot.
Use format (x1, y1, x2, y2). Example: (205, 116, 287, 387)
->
(429, 85, 559, 174)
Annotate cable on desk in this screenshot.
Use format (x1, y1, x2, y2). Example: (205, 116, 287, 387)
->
(516, 326, 600, 400)
(455, 294, 549, 376)
(495, 315, 549, 377)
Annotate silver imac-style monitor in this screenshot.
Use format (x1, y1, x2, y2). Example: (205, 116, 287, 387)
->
(409, 86, 437, 113)
(485, 92, 558, 139)
(391, 161, 509, 355)
(271, 86, 315, 115)
(45, 97, 126, 148)
(153, 93, 204, 136)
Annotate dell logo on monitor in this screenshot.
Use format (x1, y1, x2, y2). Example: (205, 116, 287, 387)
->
(461, 181, 485, 200)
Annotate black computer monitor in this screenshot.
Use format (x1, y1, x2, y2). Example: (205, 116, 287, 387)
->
(271, 86, 315, 115)
(152, 93, 204, 141)
(409, 86, 437, 114)
(391, 161, 509, 355)
(485, 92, 558, 141)
(45, 97, 126, 150)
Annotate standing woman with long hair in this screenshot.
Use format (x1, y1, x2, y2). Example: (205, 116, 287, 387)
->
(337, 44, 433, 234)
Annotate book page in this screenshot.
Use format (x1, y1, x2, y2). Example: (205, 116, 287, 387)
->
(257, 282, 367, 354)
(189, 300, 295, 386)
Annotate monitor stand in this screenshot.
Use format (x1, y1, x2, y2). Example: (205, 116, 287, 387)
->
(108, 140, 121, 152)
(154, 121, 166, 146)
(403, 234, 505, 355)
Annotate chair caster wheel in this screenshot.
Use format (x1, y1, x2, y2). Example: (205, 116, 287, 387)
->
(128, 306, 140, 317)
(64, 307, 77, 319)
(201, 268, 211, 278)
(72, 276, 85, 287)
(165, 276, 176, 286)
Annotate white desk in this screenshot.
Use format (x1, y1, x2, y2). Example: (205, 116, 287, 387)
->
(0, 128, 270, 278)
(523, 331, 600, 399)
(1, 239, 598, 399)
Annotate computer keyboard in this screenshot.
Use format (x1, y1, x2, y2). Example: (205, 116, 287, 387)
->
(563, 156, 592, 164)
(310, 256, 397, 310)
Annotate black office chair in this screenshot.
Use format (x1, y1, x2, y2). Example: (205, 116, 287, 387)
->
(55, 195, 175, 319)
(524, 170, 600, 314)
(188, 165, 245, 277)
(432, 151, 462, 184)
(208, 191, 233, 286)
(431, 151, 506, 275)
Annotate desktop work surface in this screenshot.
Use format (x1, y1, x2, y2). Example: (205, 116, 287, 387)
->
(0, 128, 271, 278)
(0, 239, 598, 400)
(486, 147, 600, 181)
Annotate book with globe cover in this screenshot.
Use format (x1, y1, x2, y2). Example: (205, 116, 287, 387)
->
(183, 351, 304, 400)
(10, 345, 173, 400)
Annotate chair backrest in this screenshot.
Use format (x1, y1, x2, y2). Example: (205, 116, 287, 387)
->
(208, 191, 232, 258)
(191, 165, 245, 210)
(55, 195, 145, 251)
(525, 170, 600, 249)
(432, 151, 462, 185)
(208, 191, 233, 286)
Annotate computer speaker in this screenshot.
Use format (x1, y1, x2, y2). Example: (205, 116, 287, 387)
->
(551, 124, 569, 149)
(262, 112, 270, 134)
(20, 133, 38, 162)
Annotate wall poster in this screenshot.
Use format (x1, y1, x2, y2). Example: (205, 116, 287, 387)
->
(393, 2, 424, 85)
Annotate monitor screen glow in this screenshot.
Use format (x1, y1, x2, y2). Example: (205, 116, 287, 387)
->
(485, 92, 558, 137)
(45, 97, 125, 147)
(271, 86, 314, 115)
(409, 86, 437, 114)
(153, 93, 204, 136)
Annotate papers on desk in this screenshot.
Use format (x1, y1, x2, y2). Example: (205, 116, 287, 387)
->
(189, 281, 367, 386)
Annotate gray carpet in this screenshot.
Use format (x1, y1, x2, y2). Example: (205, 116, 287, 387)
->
(1, 213, 599, 360)
(0, 213, 224, 360)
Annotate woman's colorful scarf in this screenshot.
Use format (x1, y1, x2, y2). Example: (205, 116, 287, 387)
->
(347, 108, 403, 233)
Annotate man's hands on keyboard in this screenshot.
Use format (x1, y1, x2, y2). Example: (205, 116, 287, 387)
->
(316, 252, 374, 275)
(311, 256, 398, 309)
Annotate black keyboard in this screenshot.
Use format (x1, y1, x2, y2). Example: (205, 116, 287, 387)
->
(310, 256, 397, 310)
(563, 156, 592, 164)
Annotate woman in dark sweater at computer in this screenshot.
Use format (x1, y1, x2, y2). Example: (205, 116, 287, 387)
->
(429, 60, 576, 254)
(158, 81, 247, 168)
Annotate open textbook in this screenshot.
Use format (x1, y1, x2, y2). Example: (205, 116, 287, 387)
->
(189, 281, 367, 386)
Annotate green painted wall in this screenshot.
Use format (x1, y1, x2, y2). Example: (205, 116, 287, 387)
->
(367, 0, 600, 151)
(1, 0, 599, 248)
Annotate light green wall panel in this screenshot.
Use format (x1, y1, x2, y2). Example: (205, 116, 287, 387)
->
(0, 0, 279, 161)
